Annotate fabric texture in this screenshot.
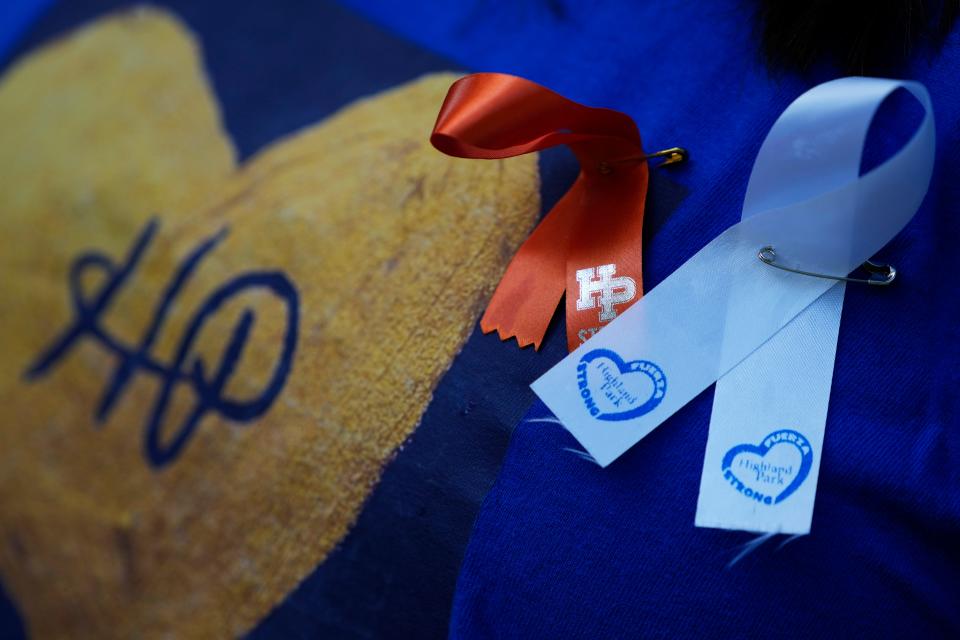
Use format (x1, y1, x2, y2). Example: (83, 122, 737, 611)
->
(1, 1, 542, 638)
(2, 1, 957, 638)
(340, 2, 960, 638)
(0, 0, 52, 62)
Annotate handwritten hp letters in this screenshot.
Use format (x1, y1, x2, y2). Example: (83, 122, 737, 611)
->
(24, 219, 299, 467)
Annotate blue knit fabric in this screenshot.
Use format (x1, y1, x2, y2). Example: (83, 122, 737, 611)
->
(0, 0, 51, 63)
(341, 2, 960, 637)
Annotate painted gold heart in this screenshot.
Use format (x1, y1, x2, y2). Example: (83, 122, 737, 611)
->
(0, 8, 539, 638)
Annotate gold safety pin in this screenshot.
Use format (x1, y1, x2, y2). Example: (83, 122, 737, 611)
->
(598, 147, 689, 174)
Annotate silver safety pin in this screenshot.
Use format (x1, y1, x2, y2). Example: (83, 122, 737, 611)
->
(757, 245, 896, 286)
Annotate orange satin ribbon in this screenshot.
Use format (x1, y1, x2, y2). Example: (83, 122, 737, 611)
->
(432, 73, 650, 351)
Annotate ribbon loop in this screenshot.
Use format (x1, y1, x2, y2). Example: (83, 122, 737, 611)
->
(432, 73, 643, 165)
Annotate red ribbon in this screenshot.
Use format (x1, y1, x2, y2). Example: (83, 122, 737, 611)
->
(431, 73, 650, 351)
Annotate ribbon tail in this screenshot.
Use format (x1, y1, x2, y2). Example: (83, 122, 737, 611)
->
(480, 188, 582, 349)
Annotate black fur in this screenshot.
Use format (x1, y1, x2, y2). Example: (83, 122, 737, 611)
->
(756, 0, 959, 73)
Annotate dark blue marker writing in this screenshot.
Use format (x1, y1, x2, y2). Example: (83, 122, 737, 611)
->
(24, 218, 299, 468)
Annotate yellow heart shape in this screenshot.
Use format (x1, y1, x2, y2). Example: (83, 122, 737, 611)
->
(0, 8, 539, 638)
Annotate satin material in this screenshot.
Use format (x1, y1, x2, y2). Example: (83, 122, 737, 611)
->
(432, 73, 649, 351)
(698, 78, 934, 534)
(532, 78, 935, 467)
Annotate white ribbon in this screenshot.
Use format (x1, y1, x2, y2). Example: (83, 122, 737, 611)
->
(695, 76, 936, 534)
(531, 75, 935, 511)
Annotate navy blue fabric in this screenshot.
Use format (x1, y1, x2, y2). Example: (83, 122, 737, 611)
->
(340, 2, 960, 638)
(0, 0, 52, 63)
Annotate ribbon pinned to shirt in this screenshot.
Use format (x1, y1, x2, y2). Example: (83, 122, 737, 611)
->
(432, 73, 681, 351)
(532, 74, 935, 504)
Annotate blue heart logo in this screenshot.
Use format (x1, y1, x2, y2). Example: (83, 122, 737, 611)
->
(721, 430, 814, 505)
(576, 348, 666, 421)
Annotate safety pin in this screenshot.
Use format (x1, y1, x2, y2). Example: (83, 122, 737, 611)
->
(757, 245, 896, 286)
(598, 147, 688, 174)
